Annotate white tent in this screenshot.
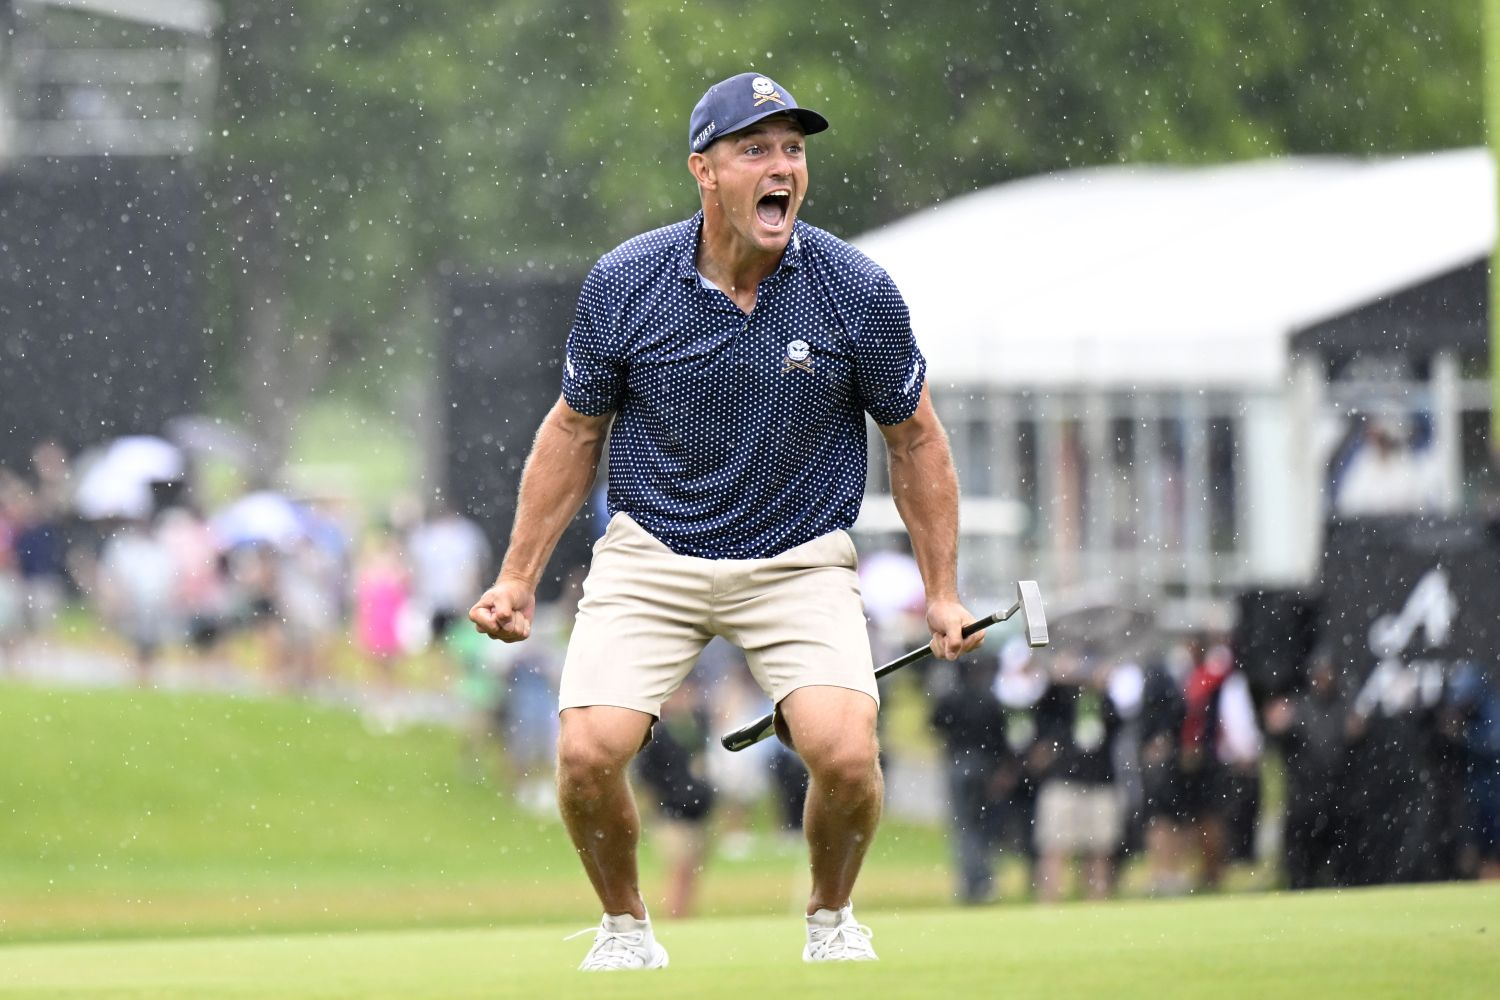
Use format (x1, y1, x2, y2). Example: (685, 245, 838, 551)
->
(854, 148, 1495, 390)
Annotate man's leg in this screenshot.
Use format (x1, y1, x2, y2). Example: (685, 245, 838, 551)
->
(777, 685, 882, 914)
(556, 705, 655, 918)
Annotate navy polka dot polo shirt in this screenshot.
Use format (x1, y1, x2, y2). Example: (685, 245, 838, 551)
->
(562, 212, 927, 560)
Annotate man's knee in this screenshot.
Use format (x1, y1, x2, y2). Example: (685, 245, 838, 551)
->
(556, 736, 621, 788)
(805, 735, 880, 787)
(779, 686, 879, 784)
(556, 707, 652, 789)
(793, 718, 880, 791)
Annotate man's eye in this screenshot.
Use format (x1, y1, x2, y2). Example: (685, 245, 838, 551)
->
(744, 145, 762, 154)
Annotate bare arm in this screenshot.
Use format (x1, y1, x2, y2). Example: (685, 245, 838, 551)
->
(877, 382, 982, 660)
(469, 395, 611, 641)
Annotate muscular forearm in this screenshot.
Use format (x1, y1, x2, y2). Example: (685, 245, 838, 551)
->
(497, 402, 610, 587)
(887, 428, 961, 604)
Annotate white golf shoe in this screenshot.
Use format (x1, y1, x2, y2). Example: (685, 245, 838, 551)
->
(569, 911, 669, 971)
(803, 904, 878, 962)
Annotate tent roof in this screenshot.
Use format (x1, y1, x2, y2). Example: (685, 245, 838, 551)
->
(20, 0, 221, 34)
(852, 148, 1494, 390)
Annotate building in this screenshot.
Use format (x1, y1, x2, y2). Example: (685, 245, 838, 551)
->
(852, 148, 1494, 621)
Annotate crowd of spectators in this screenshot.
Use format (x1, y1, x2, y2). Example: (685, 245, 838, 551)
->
(926, 623, 1500, 903)
(4, 435, 1497, 908)
(0, 437, 491, 713)
(0, 436, 804, 833)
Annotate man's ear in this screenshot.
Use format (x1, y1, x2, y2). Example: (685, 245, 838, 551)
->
(688, 150, 716, 190)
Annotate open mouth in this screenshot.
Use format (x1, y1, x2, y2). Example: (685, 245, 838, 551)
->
(755, 190, 790, 228)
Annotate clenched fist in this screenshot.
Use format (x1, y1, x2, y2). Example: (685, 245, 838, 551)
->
(469, 576, 537, 643)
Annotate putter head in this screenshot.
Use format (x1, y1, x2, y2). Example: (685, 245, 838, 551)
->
(1017, 580, 1049, 647)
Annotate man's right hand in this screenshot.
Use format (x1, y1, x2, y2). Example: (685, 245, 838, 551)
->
(469, 576, 537, 642)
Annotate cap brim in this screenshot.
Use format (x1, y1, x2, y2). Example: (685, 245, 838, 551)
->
(699, 108, 829, 152)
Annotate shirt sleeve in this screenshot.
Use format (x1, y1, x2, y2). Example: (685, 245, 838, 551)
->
(1218, 674, 1264, 764)
(853, 272, 926, 425)
(560, 263, 625, 416)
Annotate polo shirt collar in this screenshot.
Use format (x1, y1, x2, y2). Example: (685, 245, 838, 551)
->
(677, 212, 804, 284)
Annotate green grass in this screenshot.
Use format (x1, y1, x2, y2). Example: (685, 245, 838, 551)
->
(0, 884, 1493, 999)
(2, 682, 1494, 998)
(0, 682, 955, 942)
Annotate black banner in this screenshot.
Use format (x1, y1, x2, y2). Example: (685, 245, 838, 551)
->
(1314, 516, 1500, 884)
(1320, 516, 1500, 704)
(440, 270, 595, 602)
(0, 158, 205, 471)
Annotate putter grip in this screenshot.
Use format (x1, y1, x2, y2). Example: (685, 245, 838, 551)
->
(718, 611, 1005, 752)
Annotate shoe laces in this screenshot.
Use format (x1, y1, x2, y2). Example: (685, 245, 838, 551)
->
(566, 924, 650, 970)
(806, 917, 875, 961)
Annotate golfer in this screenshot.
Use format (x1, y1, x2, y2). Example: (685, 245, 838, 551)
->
(469, 71, 982, 970)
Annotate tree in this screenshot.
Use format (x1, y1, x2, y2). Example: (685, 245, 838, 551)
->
(201, 0, 1484, 479)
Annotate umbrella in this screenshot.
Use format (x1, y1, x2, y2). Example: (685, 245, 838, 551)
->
(210, 491, 311, 550)
(164, 414, 255, 464)
(1042, 585, 1163, 664)
(73, 435, 186, 520)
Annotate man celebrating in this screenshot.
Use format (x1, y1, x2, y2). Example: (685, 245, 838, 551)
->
(470, 71, 982, 970)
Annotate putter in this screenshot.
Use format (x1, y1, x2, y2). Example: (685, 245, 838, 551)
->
(719, 579, 1049, 752)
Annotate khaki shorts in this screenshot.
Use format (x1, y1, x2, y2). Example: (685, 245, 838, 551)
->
(1035, 781, 1124, 855)
(559, 513, 877, 717)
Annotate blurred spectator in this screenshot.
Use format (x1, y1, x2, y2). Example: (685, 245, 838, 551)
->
(12, 485, 69, 634)
(701, 640, 773, 860)
(857, 536, 927, 662)
(352, 528, 410, 729)
(278, 535, 345, 692)
(993, 636, 1048, 893)
(28, 441, 73, 517)
(155, 505, 228, 660)
(769, 743, 811, 839)
(499, 579, 577, 813)
(929, 653, 1012, 904)
(1333, 414, 1441, 516)
(407, 498, 490, 643)
(635, 678, 716, 918)
(94, 515, 177, 683)
(1138, 650, 1190, 895)
(1107, 657, 1147, 878)
(1444, 660, 1500, 880)
(223, 542, 280, 639)
(1263, 650, 1350, 889)
(448, 621, 511, 786)
(1179, 635, 1262, 891)
(1031, 650, 1127, 902)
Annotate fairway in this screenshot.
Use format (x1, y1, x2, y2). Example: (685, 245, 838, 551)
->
(0, 883, 1494, 999)
(0, 683, 953, 942)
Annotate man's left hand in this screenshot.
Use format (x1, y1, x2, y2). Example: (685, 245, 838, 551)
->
(927, 598, 985, 660)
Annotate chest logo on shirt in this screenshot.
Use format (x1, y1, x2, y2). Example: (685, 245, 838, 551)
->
(782, 339, 813, 373)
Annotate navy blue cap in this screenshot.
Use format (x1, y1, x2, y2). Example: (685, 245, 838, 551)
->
(688, 72, 829, 154)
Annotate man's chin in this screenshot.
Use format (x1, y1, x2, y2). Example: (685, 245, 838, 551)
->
(754, 221, 795, 253)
